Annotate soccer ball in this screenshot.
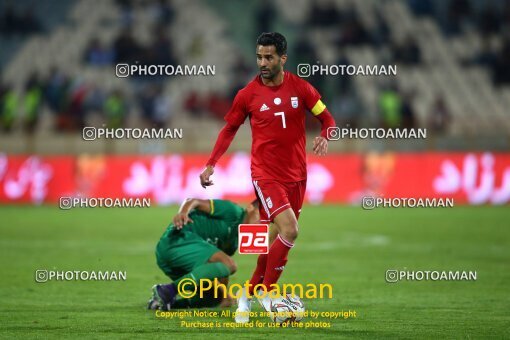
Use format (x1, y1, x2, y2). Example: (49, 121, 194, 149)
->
(270, 294, 305, 324)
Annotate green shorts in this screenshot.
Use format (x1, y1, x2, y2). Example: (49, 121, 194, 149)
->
(155, 227, 219, 280)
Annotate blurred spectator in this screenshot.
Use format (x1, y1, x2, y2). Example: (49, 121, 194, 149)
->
(139, 84, 172, 128)
(110, 1, 178, 66)
(444, 0, 472, 35)
(23, 75, 43, 134)
(378, 85, 402, 129)
(84, 84, 106, 113)
(18, 8, 42, 34)
(43, 68, 70, 126)
(329, 88, 363, 128)
(0, 84, 18, 132)
(504, 2, 510, 32)
(255, 0, 276, 33)
(63, 79, 88, 131)
(43, 71, 109, 131)
(84, 38, 114, 65)
(432, 0, 509, 37)
(103, 90, 128, 129)
(392, 36, 421, 65)
(116, 0, 135, 27)
(139, 85, 157, 124)
(334, 52, 353, 92)
(229, 55, 253, 100)
(0, 5, 42, 35)
(152, 85, 172, 128)
(428, 96, 451, 134)
(112, 25, 178, 67)
(146, 26, 176, 65)
(292, 34, 326, 93)
(206, 92, 231, 120)
(478, 6, 500, 37)
(471, 38, 497, 67)
(308, 0, 340, 27)
(188, 34, 204, 59)
(372, 11, 391, 47)
(337, 10, 369, 46)
(401, 92, 416, 129)
(113, 28, 141, 63)
(0, 5, 18, 35)
(407, 0, 434, 17)
(492, 38, 510, 86)
(293, 33, 318, 64)
(184, 91, 203, 118)
(146, 0, 175, 26)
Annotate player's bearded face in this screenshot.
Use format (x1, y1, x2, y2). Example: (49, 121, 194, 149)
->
(256, 45, 286, 79)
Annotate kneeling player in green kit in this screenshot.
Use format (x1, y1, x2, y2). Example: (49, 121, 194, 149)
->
(148, 198, 260, 310)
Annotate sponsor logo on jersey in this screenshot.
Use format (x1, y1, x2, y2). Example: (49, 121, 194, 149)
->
(260, 103, 269, 111)
(273, 97, 281, 105)
(291, 97, 298, 108)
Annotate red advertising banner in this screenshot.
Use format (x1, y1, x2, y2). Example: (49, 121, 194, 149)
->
(0, 152, 509, 205)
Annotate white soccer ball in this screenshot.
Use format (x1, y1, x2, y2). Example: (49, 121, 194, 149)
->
(270, 294, 305, 324)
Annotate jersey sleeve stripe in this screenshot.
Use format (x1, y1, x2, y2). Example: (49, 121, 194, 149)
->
(311, 99, 326, 116)
(209, 199, 215, 215)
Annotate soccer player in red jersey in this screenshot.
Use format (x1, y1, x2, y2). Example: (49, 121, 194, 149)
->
(199, 32, 336, 322)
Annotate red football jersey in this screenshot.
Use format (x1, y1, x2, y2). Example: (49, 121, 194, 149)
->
(224, 72, 321, 182)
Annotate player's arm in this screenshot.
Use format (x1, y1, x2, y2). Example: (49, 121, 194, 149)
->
(172, 198, 213, 229)
(199, 122, 241, 188)
(311, 100, 336, 156)
(300, 79, 337, 156)
(200, 90, 248, 188)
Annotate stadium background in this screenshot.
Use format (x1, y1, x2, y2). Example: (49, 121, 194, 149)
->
(0, 0, 509, 338)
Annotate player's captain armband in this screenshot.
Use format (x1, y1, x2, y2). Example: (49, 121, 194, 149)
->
(210, 199, 215, 215)
(311, 100, 326, 116)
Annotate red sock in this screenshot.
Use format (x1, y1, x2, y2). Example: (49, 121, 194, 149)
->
(262, 235, 294, 290)
(248, 254, 267, 295)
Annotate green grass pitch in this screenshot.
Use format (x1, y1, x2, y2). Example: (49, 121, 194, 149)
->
(0, 205, 509, 339)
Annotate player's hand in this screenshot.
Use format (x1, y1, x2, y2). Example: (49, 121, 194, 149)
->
(313, 136, 328, 156)
(173, 212, 193, 230)
(199, 165, 215, 188)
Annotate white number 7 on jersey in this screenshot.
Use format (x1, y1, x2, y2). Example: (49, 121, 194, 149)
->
(274, 112, 286, 129)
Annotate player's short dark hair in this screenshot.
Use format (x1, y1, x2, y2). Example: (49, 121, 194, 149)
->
(256, 32, 287, 56)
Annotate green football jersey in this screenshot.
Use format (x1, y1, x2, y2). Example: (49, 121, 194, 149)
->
(164, 199, 246, 256)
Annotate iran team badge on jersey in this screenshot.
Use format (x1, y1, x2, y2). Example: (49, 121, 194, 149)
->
(238, 224, 269, 254)
(291, 97, 298, 108)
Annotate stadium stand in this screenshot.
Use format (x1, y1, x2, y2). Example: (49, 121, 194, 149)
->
(1, 0, 509, 154)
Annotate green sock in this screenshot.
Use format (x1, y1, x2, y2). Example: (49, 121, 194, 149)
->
(174, 262, 230, 286)
(171, 262, 230, 309)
